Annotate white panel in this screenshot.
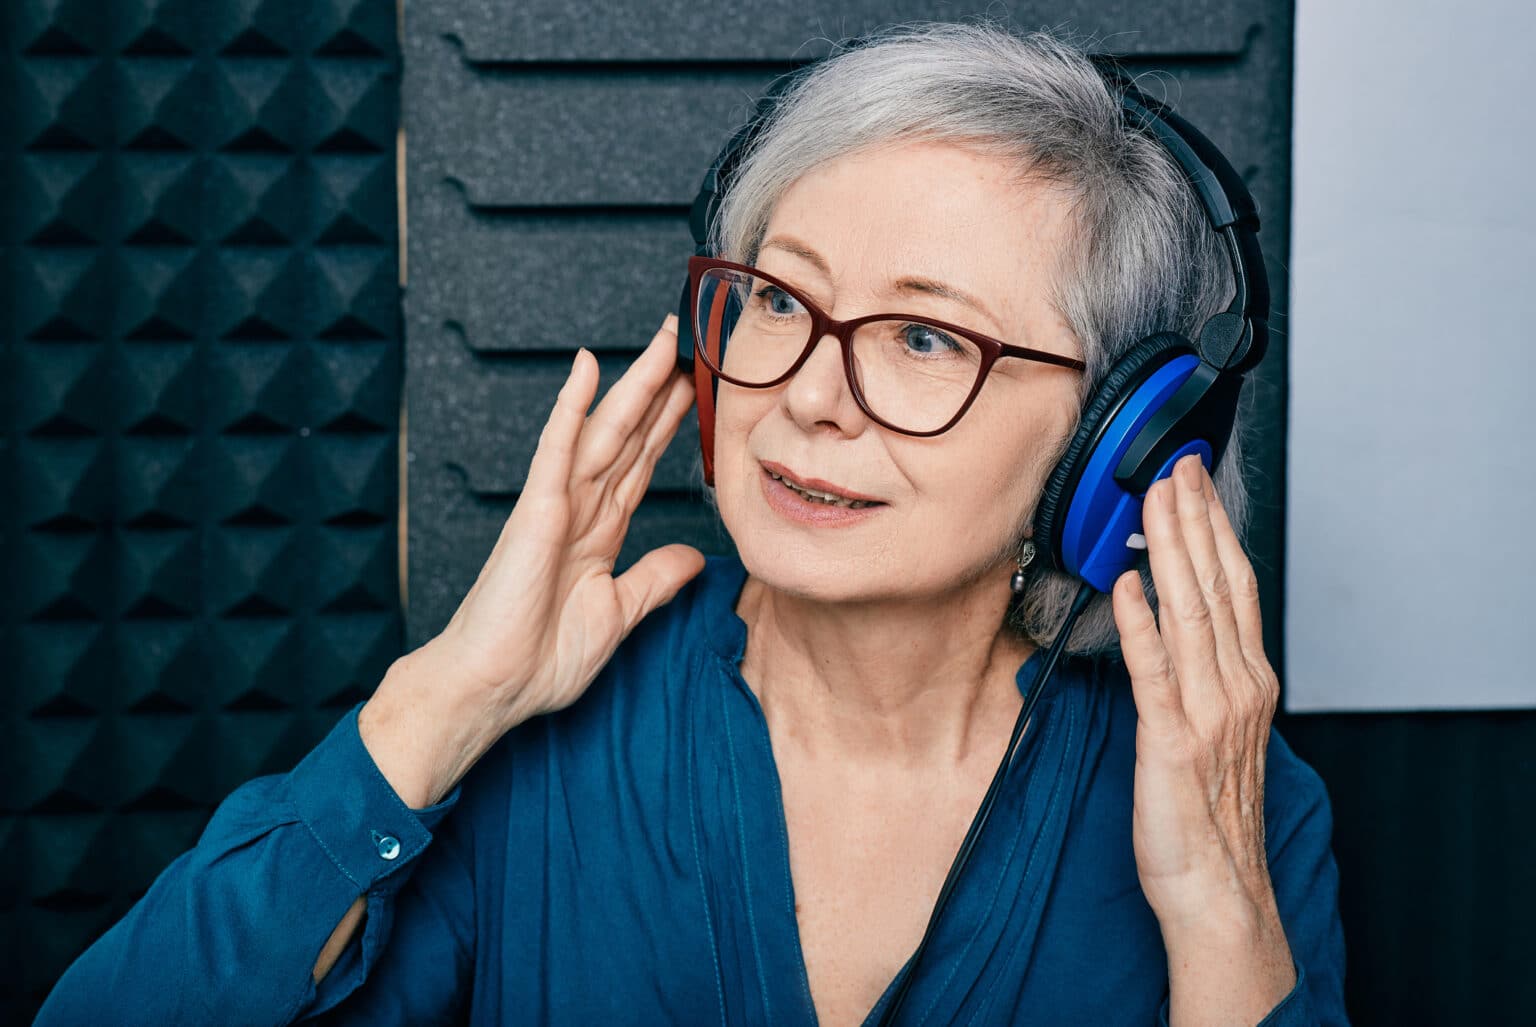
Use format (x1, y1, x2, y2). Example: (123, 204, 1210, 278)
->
(1287, 0, 1536, 710)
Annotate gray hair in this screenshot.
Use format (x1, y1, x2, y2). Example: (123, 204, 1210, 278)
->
(709, 21, 1254, 655)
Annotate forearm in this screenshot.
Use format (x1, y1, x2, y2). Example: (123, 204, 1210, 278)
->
(300, 643, 508, 980)
(37, 788, 386, 1024)
(1161, 893, 1298, 1027)
(37, 706, 457, 1025)
(315, 896, 369, 982)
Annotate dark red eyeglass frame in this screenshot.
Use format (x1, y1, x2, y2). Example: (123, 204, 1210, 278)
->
(688, 255, 1088, 437)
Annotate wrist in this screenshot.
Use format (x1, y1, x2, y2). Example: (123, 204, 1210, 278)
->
(1160, 890, 1296, 1027)
(358, 641, 521, 808)
(1159, 888, 1282, 953)
(1146, 859, 1280, 934)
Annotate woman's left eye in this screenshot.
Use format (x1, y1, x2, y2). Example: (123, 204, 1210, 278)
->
(901, 323, 962, 356)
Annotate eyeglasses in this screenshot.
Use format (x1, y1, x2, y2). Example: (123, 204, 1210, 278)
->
(688, 255, 1087, 436)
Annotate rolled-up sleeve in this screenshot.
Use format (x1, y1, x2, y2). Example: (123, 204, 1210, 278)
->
(35, 703, 467, 1027)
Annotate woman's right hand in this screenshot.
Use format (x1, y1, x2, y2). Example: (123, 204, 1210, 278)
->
(358, 314, 705, 808)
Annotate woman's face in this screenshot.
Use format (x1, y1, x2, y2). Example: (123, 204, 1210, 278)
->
(713, 138, 1084, 606)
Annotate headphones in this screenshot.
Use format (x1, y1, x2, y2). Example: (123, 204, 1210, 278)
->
(676, 53, 1268, 595)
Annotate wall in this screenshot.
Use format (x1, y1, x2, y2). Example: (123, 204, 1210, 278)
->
(2, 2, 403, 1018)
(1287, 0, 1536, 712)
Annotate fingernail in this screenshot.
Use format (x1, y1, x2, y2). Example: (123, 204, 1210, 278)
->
(1202, 469, 1216, 503)
(664, 313, 679, 330)
(1181, 455, 1202, 491)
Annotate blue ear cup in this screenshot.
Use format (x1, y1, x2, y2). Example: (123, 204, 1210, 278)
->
(1033, 333, 1218, 593)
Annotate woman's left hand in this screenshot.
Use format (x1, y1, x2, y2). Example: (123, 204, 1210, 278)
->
(1111, 452, 1297, 1025)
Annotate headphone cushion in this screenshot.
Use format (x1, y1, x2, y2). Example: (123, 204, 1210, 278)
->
(1034, 332, 1195, 571)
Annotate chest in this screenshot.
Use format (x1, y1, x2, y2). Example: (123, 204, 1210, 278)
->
(470, 666, 1150, 1025)
(776, 758, 997, 1027)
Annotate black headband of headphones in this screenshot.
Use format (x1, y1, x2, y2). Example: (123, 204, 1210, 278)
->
(684, 50, 1269, 377)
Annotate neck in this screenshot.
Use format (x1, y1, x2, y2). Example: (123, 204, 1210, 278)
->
(735, 569, 1036, 769)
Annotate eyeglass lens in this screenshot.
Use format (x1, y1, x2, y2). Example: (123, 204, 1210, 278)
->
(695, 266, 985, 434)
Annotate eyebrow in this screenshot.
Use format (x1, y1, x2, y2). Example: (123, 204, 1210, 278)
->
(759, 235, 1002, 327)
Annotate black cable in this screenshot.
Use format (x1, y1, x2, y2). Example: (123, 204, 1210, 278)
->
(875, 580, 1100, 1027)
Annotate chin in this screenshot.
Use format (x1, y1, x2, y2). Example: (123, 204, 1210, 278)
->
(734, 535, 891, 603)
(723, 504, 982, 610)
(717, 490, 885, 604)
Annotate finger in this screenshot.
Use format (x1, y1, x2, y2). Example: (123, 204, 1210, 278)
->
(1111, 568, 1186, 735)
(1171, 455, 1246, 677)
(614, 372, 695, 511)
(568, 372, 689, 571)
(524, 347, 600, 499)
(480, 353, 599, 599)
(575, 315, 682, 477)
(586, 360, 682, 498)
(1202, 475, 1269, 671)
(613, 543, 707, 635)
(1141, 472, 1223, 713)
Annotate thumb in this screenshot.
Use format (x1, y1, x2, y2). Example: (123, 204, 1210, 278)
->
(614, 544, 707, 635)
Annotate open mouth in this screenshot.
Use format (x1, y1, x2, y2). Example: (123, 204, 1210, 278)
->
(763, 466, 884, 509)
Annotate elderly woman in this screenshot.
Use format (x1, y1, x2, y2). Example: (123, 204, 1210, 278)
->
(39, 22, 1345, 1027)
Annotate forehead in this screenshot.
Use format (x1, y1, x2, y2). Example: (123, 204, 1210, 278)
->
(757, 138, 1076, 333)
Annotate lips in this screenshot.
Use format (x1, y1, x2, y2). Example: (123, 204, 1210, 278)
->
(759, 461, 885, 509)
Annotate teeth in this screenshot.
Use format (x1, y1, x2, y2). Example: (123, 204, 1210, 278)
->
(769, 470, 874, 509)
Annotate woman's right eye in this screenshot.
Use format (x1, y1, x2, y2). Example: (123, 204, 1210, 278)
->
(754, 285, 806, 318)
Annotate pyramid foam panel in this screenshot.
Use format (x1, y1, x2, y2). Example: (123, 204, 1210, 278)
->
(1, 0, 401, 1017)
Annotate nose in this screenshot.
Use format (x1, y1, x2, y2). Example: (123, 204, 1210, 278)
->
(781, 331, 868, 436)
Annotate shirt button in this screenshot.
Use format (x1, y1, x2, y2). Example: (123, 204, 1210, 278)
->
(371, 830, 401, 860)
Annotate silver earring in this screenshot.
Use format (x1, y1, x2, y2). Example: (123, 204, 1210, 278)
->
(1010, 539, 1036, 594)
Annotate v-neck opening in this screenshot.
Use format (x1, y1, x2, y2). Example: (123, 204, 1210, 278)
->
(698, 559, 1076, 1026)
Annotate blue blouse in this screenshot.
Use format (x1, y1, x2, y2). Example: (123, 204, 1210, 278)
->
(38, 555, 1347, 1025)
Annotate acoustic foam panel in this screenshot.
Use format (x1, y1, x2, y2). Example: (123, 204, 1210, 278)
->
(1, 1, 402, 1017)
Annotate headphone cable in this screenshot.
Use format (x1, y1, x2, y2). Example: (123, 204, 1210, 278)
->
(875, 579, 1099, 1027)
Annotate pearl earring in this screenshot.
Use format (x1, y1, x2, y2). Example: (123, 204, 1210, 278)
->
(1010, 539, 1036, 594)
